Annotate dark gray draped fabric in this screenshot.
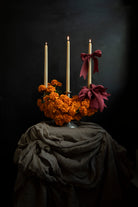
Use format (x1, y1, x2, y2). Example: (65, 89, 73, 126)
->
(13, 121, 133, 207)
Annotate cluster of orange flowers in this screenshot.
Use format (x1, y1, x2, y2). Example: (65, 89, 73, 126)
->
(37, 79, 97, 126)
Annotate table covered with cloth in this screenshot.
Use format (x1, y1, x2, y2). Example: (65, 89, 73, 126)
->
(13, 121, 133, 207)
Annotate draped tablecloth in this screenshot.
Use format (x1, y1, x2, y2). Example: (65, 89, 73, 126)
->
(13, 121, 133, 207)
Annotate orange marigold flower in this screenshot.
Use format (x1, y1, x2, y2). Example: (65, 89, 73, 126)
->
(74, 113, 82, 121)
(54, 114, 65, 126)
(60, 94, 72, 105)
(55, 99, 64, 109)
(38, 85, 46, 93)
(60, 102, 70, 113)
(37, 98, 42, 107)
(49, 112, 55, 120)
(63, 114, 73, 123)
(72, 100, 81, 110)
(47, 102, 56, 112)
(44, 110, 51, 118)
(52, 106, 57, 114)
(43, 95, 50, 103)
(46, 85, 56, 93)
(87, 108, 97, 116)
(81, 99, 90, 108)
(51, 79, 62, 87)
(72, 95, 79, 101)
(37, 99, 45, 112)
(49, 92, 59, 101)
(68, 106, 77, 116)
(54, 110, 61, 117)
(79, 106, 88, 116)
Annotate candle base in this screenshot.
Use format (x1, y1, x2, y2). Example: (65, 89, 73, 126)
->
(46, 120, 78, 128)
(66, 91, 71, 98)
(66, 121, 78, 128)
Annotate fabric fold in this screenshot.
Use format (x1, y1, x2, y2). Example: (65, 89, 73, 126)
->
(14, 121, 133, 207)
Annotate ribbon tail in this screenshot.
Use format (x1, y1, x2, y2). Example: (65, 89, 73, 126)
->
(94, 93, 105, 112)
(80, 60, 88, 80)
(93, 57, 99, 73)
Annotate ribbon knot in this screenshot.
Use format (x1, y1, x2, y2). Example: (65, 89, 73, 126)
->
(79, 84, 110, 112)
(80, 50, 102, 80)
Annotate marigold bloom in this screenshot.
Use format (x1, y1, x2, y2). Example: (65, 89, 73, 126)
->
(81, 99, 90, 108)
(47, 102, 55, 112)
(38, 85, 46, 93)
(43, 95, 50, 103)
(63, 114, 73, 123)
(51, 79, 62, 87)
(54, 110, 61, 116)
(60, 94, 72, 105)
(72, 95, 79, 101)
(54, 114, 65, 126)
(55, 99, 64, 109)
(79, 106, 87, 116)
(37, 99, 45, 111)
(72, 101, 81, 110)
(74, 113, 82, 121)
(44, 110, 51, 118)
(60, 103, 69, 113)
(69, 106, 77, 116)
(46, 85, 56, 93)
(37, 98, 42, 107)
(87, 108, 97, 116)
(49, 92, 59, 101)
(49, 112, 55, 120)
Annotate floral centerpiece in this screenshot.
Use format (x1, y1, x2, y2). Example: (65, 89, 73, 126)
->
(37, 37, 110, 126)
(37, 80, 98, 126)
(37, 79, 110, 126)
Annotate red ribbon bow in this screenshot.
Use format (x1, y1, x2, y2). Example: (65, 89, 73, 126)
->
(79, 84, 110, 112)
(80, 50, 102, 80)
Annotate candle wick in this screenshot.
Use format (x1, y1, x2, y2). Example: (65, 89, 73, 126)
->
(45, 42, 48, 45)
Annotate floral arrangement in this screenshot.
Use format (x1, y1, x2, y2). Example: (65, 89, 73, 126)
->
(37, 79, 98, 126)
(37, 79, 110, 126)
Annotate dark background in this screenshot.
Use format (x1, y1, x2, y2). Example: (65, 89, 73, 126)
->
(1, 0, 138, 206)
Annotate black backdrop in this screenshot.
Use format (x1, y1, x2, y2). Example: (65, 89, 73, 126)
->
(2, 0, 138, 206)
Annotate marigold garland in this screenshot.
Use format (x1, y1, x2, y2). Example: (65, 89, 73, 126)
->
(37, 79, 97, 126)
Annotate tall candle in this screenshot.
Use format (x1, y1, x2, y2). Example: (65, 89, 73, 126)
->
(88, 39, 92, 88)
(66, 36, 70, 95)
(44, 42, 48, 87)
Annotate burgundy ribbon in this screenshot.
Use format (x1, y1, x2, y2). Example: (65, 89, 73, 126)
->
(79, 84, 110, 112)
(80, 50, 102, 80)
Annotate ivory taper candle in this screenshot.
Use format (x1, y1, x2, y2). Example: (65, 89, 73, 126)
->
(66, 36, 70, 95)
(44, 42, 48, 87)
(88, 39, 92, 88)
